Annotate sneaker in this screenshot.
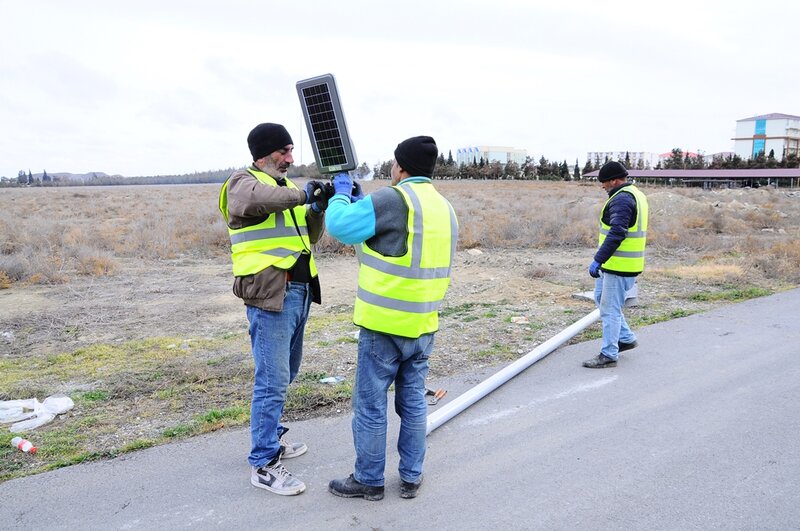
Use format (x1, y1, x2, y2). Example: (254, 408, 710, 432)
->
(583, 354, 617, 368)
(251, 458, 306, 496)
(279, 435, 308, 459)
(400, 475, 423, 499)
(328, 474, 384, 501)
(618, 340, 638, 353)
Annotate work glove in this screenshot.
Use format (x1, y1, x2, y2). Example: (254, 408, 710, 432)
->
(332, 172, 354, 198)
(304, 180, 324, 204)
(589, 260, 601, 278)
(351, 181, 365, 202)
(311, 182, 335, 213)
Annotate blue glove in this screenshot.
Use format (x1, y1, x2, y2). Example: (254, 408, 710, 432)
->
(351, 181, 365, 202)
(332, 172, 354, 197)
(589, 260, 601, 278)
(304, 181, 322, 204)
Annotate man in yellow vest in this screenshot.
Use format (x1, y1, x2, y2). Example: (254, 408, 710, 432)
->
(584, 160, 649, 368)
(325, 136, 458, 501)
(219, 122, 331, 495)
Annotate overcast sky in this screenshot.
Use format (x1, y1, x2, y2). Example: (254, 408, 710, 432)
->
(1, 0, 798, 178)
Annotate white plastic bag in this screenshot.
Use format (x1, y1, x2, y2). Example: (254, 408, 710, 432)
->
(0, 394, 74, 432)
(0, 398, 40, 422)
(0, 405, 24, 422)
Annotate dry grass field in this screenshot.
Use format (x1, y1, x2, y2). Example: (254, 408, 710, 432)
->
(1, 180, 799, 480)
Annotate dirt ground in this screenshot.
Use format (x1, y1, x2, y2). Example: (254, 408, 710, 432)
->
(0, 244, 765, 378)
(2, 183, 797, 374)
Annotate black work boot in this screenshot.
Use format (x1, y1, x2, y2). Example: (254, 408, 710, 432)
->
(618, 340, 638, 353)
(583, 354, 617, 368)
(328, 474, 384, 501)
(400, 475, 423, 499)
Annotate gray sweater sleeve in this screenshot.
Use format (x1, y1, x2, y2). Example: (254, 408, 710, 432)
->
(366, 186, 409, 257)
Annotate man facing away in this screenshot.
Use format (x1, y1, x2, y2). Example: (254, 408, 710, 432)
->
(218, 122, 332, 495)
(324, 136, 458, 500)
(584, 160, 649, 368)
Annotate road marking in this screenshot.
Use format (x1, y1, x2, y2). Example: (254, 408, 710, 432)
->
(464, 376, 618, 426)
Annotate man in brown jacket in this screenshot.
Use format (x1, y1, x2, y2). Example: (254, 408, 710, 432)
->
(219, 122, 330, 495)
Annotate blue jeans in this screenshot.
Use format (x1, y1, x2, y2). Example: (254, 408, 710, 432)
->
(351, 328, 433, 487)
(594, 272, 637, 361)
(246, 282, 311, 467)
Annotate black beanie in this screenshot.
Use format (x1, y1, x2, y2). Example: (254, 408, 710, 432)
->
(247, 123, 293, 161)
(598, 160, 629, 182)
(394, 136, 438, 178)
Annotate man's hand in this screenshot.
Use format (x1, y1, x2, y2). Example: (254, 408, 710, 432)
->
(332, 172, 353, 197)
(304, 181, 323, 204)
(351, 181, 365, 202)
(311, 182, 335, 213)
(589, 260, 601, 278)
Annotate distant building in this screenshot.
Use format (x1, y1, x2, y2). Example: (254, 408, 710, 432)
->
(456, 146, 527, 166)
(704, 151, 735, 164)
(657, 150, 703, 166)
(733, 113, 800, 160)
(585, 151, 658, 169)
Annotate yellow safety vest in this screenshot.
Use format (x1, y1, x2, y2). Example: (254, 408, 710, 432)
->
(353, 182, 458, 338)
(598, 185, 648, 274)
(218, 168, 317, 278)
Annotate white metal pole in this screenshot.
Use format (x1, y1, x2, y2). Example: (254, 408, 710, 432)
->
(426, 308, 600, 436)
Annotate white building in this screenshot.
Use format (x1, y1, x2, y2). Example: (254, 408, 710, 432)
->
(733, 113, 800, 160)
(657, 150, 703, 166)
(456, 146, 527, 166)
(585, 151, 658, 169)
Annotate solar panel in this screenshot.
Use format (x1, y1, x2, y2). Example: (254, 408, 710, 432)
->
(296, 73, 358, 174)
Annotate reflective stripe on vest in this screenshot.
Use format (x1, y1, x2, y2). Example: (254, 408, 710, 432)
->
(598, 185, 649, 273)
(219, 169, 317, 278)
(353, 182, 458, 338)
(228, 212, 309, 244)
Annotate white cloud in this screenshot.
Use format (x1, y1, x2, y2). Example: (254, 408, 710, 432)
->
(0, 0, 798, 178)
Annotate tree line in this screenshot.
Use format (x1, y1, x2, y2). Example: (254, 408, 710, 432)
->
(374, 150, 580, 181)
(1, 153, 578, 187)
(3, 168, 238, 187)
(4, 147, 799, 188)
(662, 148, 799, 170)
(581, 148, 800, 175)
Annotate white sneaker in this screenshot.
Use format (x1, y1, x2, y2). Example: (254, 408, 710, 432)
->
(251, 459, 306, 496)
(279, 435, 308, 459)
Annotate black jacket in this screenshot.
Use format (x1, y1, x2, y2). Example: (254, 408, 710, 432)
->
(593, 183, 638, 275)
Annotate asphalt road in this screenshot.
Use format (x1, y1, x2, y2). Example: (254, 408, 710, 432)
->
(2, 289, 799, 530)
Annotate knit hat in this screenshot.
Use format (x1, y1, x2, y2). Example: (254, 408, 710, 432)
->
(598, 160, 629, 182)
(394, 136, 438, 177)
(247, 123, 293, 161)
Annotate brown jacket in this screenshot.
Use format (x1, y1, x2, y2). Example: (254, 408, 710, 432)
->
(223, 167, 325, 311)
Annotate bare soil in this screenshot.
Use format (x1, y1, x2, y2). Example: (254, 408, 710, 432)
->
(0, 245, 771, 378)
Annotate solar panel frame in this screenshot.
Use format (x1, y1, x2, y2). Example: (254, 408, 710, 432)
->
(296, 74, 358, 174)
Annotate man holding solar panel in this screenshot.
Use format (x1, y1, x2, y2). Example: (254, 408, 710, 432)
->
(295, 74, 458, 500)
(324, 136, 459, 500)
(219, 122, 332, 496)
